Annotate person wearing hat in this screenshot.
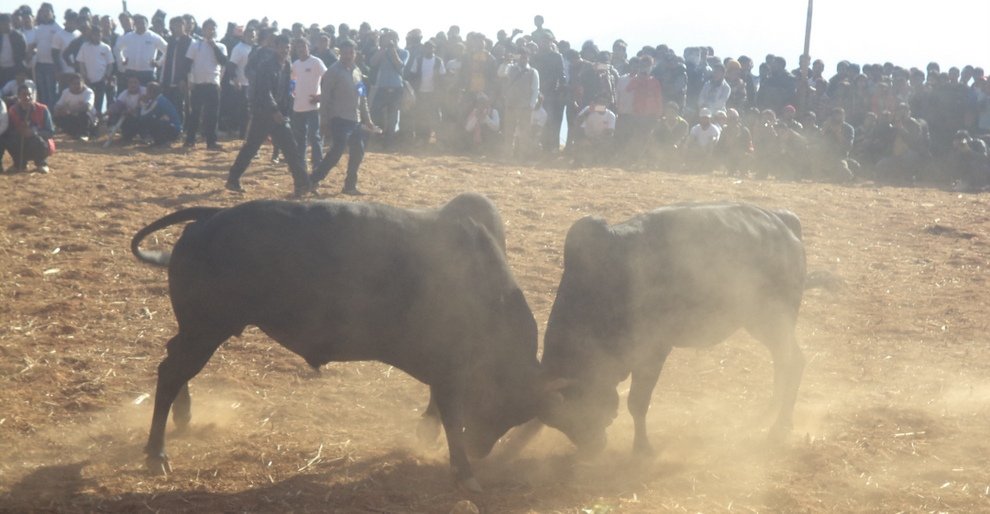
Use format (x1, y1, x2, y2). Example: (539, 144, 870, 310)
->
(683, 107, 720, 171)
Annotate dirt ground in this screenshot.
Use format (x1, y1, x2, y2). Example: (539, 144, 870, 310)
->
(1, 138, 989, 513)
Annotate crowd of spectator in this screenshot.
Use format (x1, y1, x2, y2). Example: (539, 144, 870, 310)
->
(0, 6, 988, 192)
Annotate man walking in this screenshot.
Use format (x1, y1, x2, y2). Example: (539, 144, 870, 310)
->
(290, 37, 327, 171)
(226, 35, 310, 196)
(311, 38, 377, 195)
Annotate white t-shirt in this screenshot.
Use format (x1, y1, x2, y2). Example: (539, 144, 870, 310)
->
(32, 23, 62, 65)
(21, 28, 36, 67)
(0, 34, 14, 68)
(579, 106, 617, 138)
(688, 123, 721, 148)
(55, 86, 95, 114)
(186, 38, 227, 85)
(229, 41, 253, 87)
(114, 30, 168, 73)
(414, 56, 446, 93)
(291, 55, 328, 113)
(116, 87, 146, 113)
(76, 41, 115, 83)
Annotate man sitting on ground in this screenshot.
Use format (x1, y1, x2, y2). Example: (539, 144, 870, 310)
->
(53, 73, 97, 140)
(138, 81, 182, 147)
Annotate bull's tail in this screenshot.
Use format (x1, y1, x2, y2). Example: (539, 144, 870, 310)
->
(131, 207, 224, 267)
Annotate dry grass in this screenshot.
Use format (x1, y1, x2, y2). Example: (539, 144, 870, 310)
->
(1, 138, 989, 512)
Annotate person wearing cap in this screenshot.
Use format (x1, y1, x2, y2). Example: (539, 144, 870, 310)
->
(311, 37, 378, 195)
(113, 14, 167, 85)
(683, 107, 720, 171)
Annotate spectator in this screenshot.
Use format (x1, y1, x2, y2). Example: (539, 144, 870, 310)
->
(464, 92, 499, 153)
(226, 25, 254, 139)
(2, 66, 34, 103)
(497, 46, 540, 158)
(817, 107, 856, 181)
(0, 14, 27, 89)
(160, 16, 192, 117)
(0, 95, 7, 172)
(369, 29, 408, 150)
(715, 107, 753, 174)
(683, 107, 720, 171)
(531, 32, 565, 154)
(3, 84, 54, 173)
(573, 94, 616, 166)
(290, 37, 327, 171)
(74, 25, 114, 114)
(618, 55, 662, 166)
(53, 73, 95, 139)
(106, 75, 145, 144)
(655, 100, 689, 165)
(137, 81, 182, 146)
(183, 18, 226, 150)
(32, 3, 61, 107)
(405, 40, 445, 147)
(698, 63, 730, 115)
(114, 14, 167, 84)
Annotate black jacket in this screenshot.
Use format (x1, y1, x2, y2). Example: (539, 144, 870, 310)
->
(0, 30, 27, 71)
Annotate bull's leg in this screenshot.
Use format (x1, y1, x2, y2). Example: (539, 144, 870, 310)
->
(431, 383, 481, 493)
(171, 382, 192, 430)
(145, 331, 225, 474)
(749, 316, 805, 441)
(628, 346, 671, 456)
(416, 393, 442, 445)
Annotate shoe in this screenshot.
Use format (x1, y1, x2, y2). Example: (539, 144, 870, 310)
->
(341, 187, 365, 196)
(79, 135, 90, 142)
(207, 142, 224, 151)
(225, 180, 244, 192)
(36, 164, 50, 174)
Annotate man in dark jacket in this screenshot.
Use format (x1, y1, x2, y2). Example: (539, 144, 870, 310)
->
(225, 34, 310, 196)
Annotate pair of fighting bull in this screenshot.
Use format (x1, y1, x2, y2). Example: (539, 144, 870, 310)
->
(131, 193, 809, 492)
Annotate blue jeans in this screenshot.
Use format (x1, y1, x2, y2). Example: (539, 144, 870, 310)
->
(34, 63, 58, 108)
(291, 110, 322, 172)
(371, 86, 402, 149)
(311, 117, 366, 191)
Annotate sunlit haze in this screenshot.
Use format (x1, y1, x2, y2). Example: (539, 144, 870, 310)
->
(49, 0, 987, 71)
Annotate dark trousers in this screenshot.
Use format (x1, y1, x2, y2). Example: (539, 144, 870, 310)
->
(543, 93, 565, 152)
(290, 110, 322, 172)
(163, 85, 186, 118)
(371, 86, 401, 149)
(34, 63, 58, 107)
(120, 114, 141, 141)
(0, 67, 18, 93)
(86, 79, 108, 114)
(311, 117, 366, 190)
(139, 118, 181, 145)
(3, 133, 52, 168)
(186, 83, 220, 145)
(228, 111, 310, 192)
(55, 112, 93, 138)
(125, 70, 156, 86)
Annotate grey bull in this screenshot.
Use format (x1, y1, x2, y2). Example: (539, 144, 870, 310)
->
(539, 202, 809, 455)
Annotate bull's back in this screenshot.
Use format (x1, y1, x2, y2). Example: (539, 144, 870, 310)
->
(620, 203, 806, 344)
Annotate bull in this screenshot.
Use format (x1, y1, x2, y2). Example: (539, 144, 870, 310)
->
(130, 193, 550, 492)
(539, 202, 808, 455)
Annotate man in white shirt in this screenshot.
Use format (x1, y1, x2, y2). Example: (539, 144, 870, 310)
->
(183, 18, 226, 150)
(53, 73, 96, 139)
(684, 107, 721, 171)
(113, 14, 167, 85)
(574, 94, 617, 165)
(74, 25, 114, 114)
(227, 26, 254, 138)
(51, 11, 79, 81)
(290, 37, 327, 171)
(31, 4, 61, 107)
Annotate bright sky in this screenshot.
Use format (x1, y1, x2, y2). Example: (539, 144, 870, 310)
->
(64, 0, 988, 71)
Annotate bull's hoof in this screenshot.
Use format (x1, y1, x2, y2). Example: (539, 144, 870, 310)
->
(416, 415, 442, 446)
(457, 476, 483, 494)
(146, 453, 172, 475)
(632, 439, 656, 459)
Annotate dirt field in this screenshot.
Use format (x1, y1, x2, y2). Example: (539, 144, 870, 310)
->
(1, 138, 989, 513)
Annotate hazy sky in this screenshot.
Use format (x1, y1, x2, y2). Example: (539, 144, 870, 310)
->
(62, 0, 988, 71)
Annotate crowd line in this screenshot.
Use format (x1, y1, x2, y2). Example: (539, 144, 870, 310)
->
(0, 6, 988, 192)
